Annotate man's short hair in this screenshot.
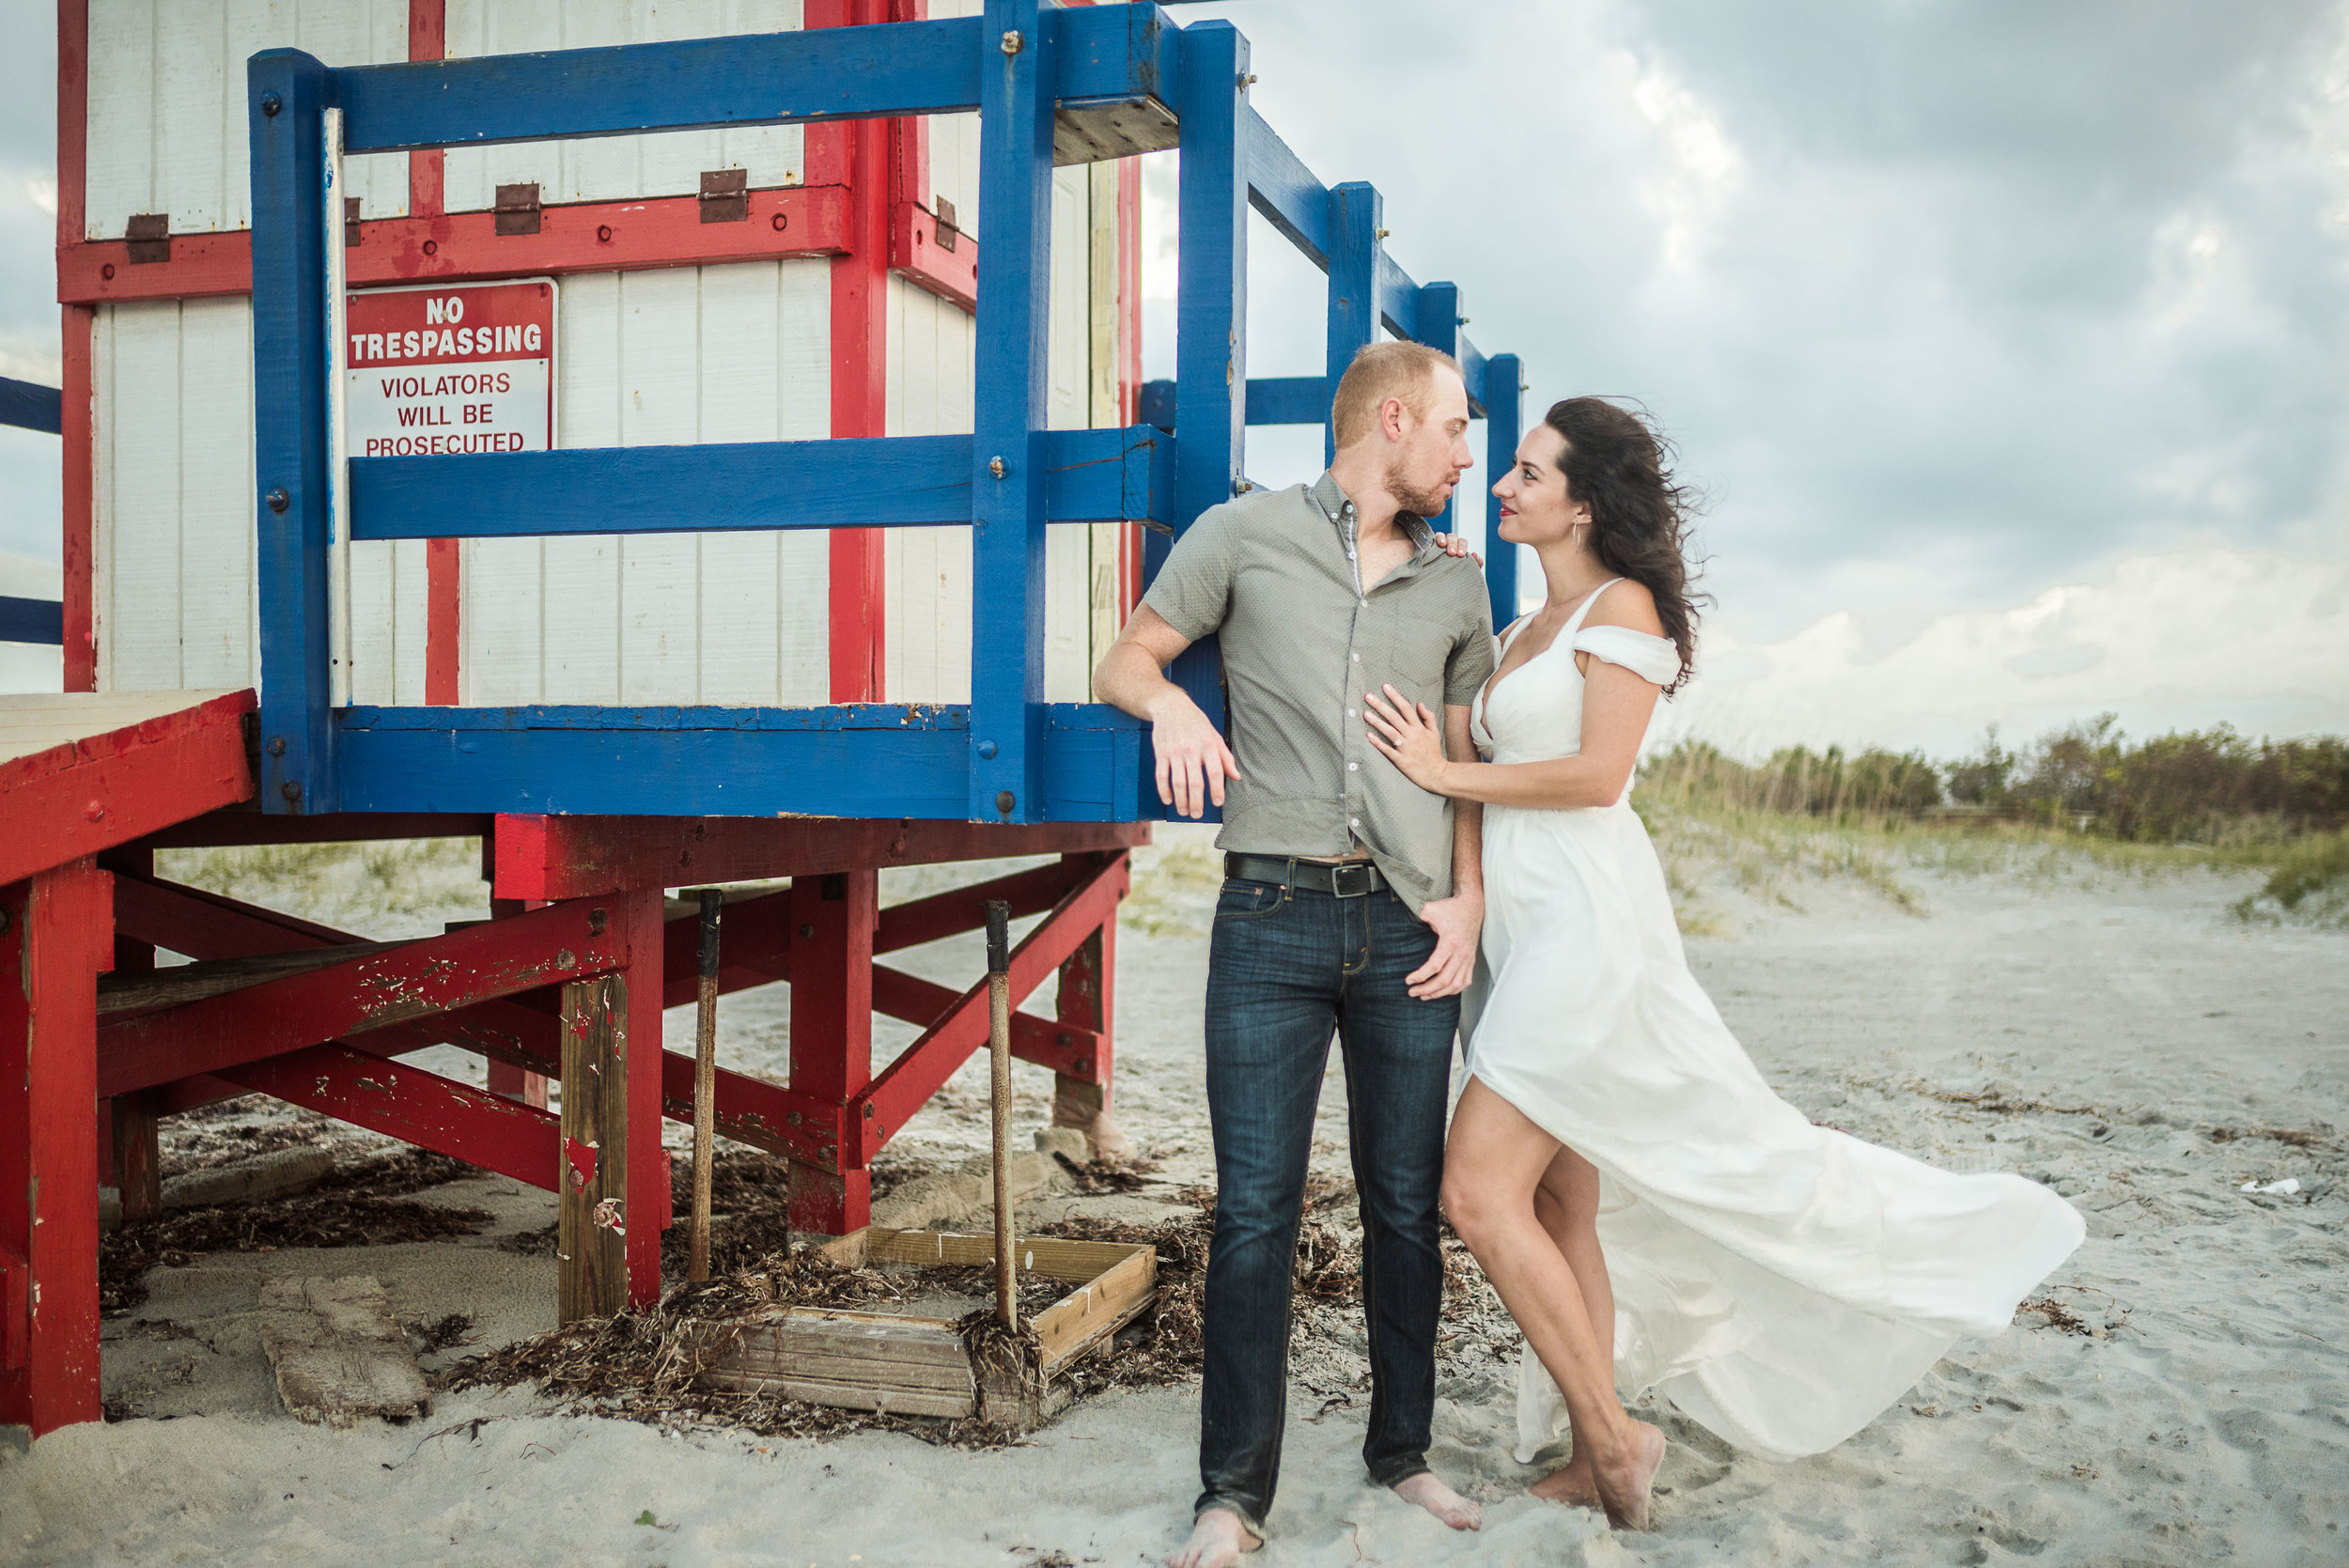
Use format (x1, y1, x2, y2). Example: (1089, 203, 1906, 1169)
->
(1329, 341, 1464, 449)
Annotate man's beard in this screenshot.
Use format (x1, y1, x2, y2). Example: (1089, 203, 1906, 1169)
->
(1384, 458, 1455, 520)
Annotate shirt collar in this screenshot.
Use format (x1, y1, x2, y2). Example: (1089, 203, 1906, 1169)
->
(1311, 471, 1439, 558)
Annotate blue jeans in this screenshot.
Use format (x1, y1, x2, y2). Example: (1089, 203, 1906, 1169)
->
(1195, 877, 1458, 1533)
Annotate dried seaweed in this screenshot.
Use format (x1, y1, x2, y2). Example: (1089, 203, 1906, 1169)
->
(443, 1248, 1045, 1449)
(101, 1195, 493, 1314)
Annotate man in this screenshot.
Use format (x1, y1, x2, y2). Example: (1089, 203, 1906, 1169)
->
(1093, 342, 1496, 1568)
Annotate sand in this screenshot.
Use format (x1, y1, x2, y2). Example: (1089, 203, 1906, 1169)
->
(4, 828, 2344, 1566)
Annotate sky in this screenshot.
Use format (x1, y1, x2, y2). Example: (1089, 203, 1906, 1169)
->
(4, 1, 2347, 755)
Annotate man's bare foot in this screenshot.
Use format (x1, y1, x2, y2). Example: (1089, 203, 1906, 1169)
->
(1392, 1471, 1483, 1530)
(1594, 1421, 1667, 1530)
(1527, 1450, 1598, 1507)
(1167, 1508, 1260, 1568)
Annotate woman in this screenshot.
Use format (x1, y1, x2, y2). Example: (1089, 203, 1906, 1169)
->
(1364, 398, 2085, 1529)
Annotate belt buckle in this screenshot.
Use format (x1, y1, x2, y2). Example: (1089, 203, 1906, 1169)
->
(1330, 862, 1375, 898)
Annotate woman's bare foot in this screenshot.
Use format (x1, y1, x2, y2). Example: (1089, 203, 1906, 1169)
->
(1167, 1508, 1260, 1568)
(1527, 1450, 1599, 1507)
(1593, 1421, 1667, 1530)
(1392, 1472, 1483, 1530)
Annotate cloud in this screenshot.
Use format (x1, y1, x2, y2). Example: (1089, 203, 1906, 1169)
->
(1657, 536, 2349, 757)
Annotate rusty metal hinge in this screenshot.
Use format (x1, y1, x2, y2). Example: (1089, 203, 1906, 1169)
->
(494, 182, 542, 237)
(933, 194, 959, 253)
(699, 167, 748, 223)
(125, 213, 168, 265)
(344, 196, 362, 248)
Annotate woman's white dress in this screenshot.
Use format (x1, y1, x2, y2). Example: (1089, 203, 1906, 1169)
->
(1462, 582, 2085, 1465)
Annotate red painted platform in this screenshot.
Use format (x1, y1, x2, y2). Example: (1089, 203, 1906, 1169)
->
(3, 689, 258, 1436)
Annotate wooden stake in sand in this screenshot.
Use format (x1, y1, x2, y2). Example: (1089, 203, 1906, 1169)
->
(689, 888, 723, 1282)
(987, 898, 1018, 1330)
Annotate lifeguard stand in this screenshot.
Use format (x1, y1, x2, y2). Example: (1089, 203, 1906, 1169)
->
(4, 0, 1529, 1439)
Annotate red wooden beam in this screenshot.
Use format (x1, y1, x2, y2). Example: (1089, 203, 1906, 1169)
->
(808, 0, 893, 706)
(0, 859, 111, 1436)
(870, 964, 1099, 1079)
(98, 896, 627, 1098)
(786, 869, 879, 1231)
(874, 858, 1091, 953)
(55, 185, 849, 305)
(219, 1043, 557, 1189)
(890, 202, 977, 314)
(848, 853, 1127, 1163)
(57, 1, 92, 691)
(493, 813, 1147, 900)
(134, 811, 489, 849)
(0, 691, 256, 888)
(116, 877, 841, 1167)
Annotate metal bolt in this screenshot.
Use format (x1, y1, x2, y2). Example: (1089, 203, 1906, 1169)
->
(988, 456, 1006, 479)
(260, 92, 282, 117)
(266, 488, 289, 514)
(798, 923, 816, 939)
(1001, 28, 1023, 54)
(1232, 478, 1253, 495)
(977, 739, 998, 760)
(266, 736, 286, 758)
(770, 211, 788, 231)
(588, 908, 608, 935)
(280, 780, 303, 803)
(1457, 316, 1470, 326)
(996, 789, 1017, 816)
(422, 240, 437, 256)
(101, 263, 115, 280)
(1240, 72, 1257, 86)
(1376, 227, 1391, 239)
(597, 224, 613, 242)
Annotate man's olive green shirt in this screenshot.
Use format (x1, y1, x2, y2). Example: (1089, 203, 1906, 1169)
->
(1142, 471, 1496, 914)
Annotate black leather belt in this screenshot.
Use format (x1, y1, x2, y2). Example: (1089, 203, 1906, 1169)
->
(1224, 853, 1387, 897)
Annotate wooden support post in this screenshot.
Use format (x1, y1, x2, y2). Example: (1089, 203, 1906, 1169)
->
(1052, 854, 1130, 1160)
(110, 1093, 163, 1222)
(986, 900, 1017, 1330)
(689, 889, 722, 1282)
(555, 886, 665, 1318)
(558, 973, 630, 1322)
(102, 846, 161, 1219)
(1, 860, 112, 1436)
(786, 870, 878, 1234)
(486, 895, 549, 1108)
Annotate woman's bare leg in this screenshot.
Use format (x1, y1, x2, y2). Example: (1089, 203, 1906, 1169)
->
(1442, 1078, 1663, 1529)
(1526, 1147, 1613, 1505)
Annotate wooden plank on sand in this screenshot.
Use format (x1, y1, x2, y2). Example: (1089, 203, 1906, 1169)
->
(257, 1275, 429, 1427)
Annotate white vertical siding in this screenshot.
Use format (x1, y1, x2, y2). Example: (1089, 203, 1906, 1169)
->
(1042, 165, 1092, 705)
(460, 260, 832, 707)
(91, 299, 260, 694)
(85, 0, 412, 240)
(441, 0, 806, 211)
(884, 275, 975, 705)
(924, 0, 984, 237)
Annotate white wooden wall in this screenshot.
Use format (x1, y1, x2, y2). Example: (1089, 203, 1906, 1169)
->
(84, 0, 412, 239)
(441, 0, 806, 211)
(83, 0, 1130, 711)
(90, 298, 263, 693)
(459, 260, 834, 706)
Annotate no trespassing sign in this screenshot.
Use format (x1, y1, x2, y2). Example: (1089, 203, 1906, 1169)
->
(346, 279, 555, 458)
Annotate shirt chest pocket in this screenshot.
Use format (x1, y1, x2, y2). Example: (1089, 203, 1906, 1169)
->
(1382, 609, 1455, 697)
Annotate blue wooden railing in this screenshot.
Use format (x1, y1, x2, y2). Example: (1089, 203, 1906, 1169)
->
(1, 376, 66, 648)
(245, 3, 1528, 822)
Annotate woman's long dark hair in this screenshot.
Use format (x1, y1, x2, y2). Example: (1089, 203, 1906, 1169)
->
(1543, 396, 1704, 694)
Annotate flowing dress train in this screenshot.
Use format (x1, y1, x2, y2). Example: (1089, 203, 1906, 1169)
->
(1461, 582, 2085, 1464)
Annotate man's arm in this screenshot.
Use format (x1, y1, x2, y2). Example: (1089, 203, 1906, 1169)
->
(1404, 704, 1483, 1001)
(1092, 604, 1241, 820)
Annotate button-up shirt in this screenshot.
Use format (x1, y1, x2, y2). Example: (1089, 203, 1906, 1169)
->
(1142, 471, 1496, 914)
